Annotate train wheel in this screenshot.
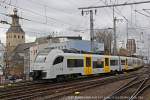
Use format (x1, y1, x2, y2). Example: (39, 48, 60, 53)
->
(56, 75, 65, 82)
(110, 70, 115, 75)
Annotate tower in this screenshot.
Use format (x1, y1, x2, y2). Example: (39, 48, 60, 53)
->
(126, 39, 136, 55)
(6, 8, 25, 53)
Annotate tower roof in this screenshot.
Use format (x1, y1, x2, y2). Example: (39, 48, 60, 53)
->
(6, 26, 25, 33)
(6, 8, 25, 34)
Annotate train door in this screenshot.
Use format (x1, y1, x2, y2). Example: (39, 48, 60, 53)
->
(103, 57, 111, 73)
(120, 58, 125, 71)
(125, 58, 128, 70)
(84, 54, 93, 75)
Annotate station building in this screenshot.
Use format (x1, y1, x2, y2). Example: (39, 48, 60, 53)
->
(48, 40, 104, 52)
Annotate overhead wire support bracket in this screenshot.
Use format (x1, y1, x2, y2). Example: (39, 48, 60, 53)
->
(135, 10, 150, 18)
(0, 20, 11, 25)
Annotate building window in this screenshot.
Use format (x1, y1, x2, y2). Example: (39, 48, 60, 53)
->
(22, 36, 24, 39)
(14, 35, 16, 38)
(18, 35, 20, 39)
(67, 59, 83, 67)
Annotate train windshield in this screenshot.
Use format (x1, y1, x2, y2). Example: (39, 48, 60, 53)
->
(34, 48, 52, 63)
(35, 54, 47, 63)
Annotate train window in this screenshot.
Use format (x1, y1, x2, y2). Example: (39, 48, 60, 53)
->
(133, 59, 135, 64)
(133, 59, 137, 64)
(67, 59, 74, 67)
(105, 58, 109, 66)
(138, 60, 141, 65)
(121, 60, 125, 65)
(93, 61, 104, 68)
(35, 55, 47, 63)
(93, 61, 97, 68)
(76, 59, 83, 67)
(86, 57, 91, 67)
(53, 56, 64, 65)
(67, 59, 83, 67)
(126, 59, 128, 65)
(110, 60, 118, 66)
(128, 59, 132, 66)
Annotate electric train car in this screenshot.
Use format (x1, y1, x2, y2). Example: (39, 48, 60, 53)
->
(30, 49, 144, 80)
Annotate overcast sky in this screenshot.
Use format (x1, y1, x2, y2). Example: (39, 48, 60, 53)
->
(0, 0, 150, 54)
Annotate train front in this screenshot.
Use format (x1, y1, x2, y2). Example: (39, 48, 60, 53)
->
(30, 49, 64, 80)
(30, 51, 48, 80)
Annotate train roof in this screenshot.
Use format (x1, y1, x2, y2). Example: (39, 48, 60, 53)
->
(39, 48, 143, 60)
(62, 48, 104, 55)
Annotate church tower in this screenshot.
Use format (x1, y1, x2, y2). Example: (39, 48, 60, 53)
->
(6, 8, 25, 53)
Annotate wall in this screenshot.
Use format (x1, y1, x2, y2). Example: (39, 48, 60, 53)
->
(0, 42, 5, 75)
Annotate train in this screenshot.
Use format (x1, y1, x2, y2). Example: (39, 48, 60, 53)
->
(29, 49, 144, 80)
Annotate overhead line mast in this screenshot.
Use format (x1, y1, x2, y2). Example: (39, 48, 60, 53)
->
(79, 0, 150, 55)
(81, 9, 96, 52)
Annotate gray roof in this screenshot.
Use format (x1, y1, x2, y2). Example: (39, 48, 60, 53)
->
(7, 42, 35, 67)
(13, 42, 35, 53)
(6, 26, 25, 34)
(35, 37, 49, 44)
(35, 35, 82, 44)
(7, 42, 35, 57)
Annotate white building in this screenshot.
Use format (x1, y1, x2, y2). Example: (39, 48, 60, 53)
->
(0, 40, 5, 75)
(48, 40, 104, 52)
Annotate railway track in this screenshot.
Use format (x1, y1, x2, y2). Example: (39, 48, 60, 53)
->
(0, 72, 115, 93)
(0, 74, 112, 94)
(0, 66, 149, 100)
(105, 71, 150, 100)
(0, 72, 147, 99)
(0, 80, 48, 92)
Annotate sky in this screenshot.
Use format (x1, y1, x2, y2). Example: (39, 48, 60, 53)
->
(0, 0, 150, 55)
